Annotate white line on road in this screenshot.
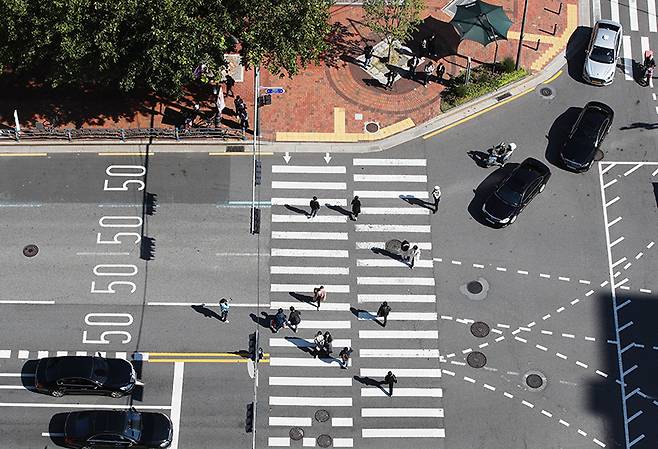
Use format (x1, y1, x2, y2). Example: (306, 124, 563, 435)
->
(358, 330, 438, 339)
(592, 0, 601, 20)
(270, 266, 349, 275)
(269, 377, 352, 386)
(269, 338, 351, 348)
(269, 417, 313, 426)
(272, 214, 347, 223)
(269, 357, 351, 367)
(610, 236, 625, 248)
(272, 165, 346, 174)
(270, 301, 350, 311)
(355, 224, 431, 232)
(357, 277, 434, 286)
(353, 158, 426, 166)
(357, 311, 437, 320)
(361, 207, 430, 215)
(0, 300, 55, 305)
(354, 190, 429, 199)
(629, 0, 639, 30)
(359, 368, 441, 377)
(297, 320, 351, 329)
(169, 362, 184, 449)
(356, 259, 432, 268)
(147, 302, 261, 307)
(612, 257, 627, 268)
(623, 35, 633, 80)
(0, 402, 170, 409)
(270, 396, 352, 406)
(361, 388, 442, 397)
(76, 252, 131, 256)
(357, 294, 435, 303)
(272, 231, 348, 240)
(603, 179, 617, 189)
(359, 349, 440, 358)
(272, 181, 346, 190)
(270, 284, 350, 293)
(271, 198, 347, 206)
(271, 248, 349, 258)
(354, 174, 427, 182)
(215, 252, 260, 257)
(356, 241, 432, 250)
(361, 408, 443, 417)
(362, 428, 445, 438)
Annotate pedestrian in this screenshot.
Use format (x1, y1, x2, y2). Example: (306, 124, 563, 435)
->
(364, 44, 374, 68)
(351, 195, 361, 221)
(234, 95, 246, 115)
(238, 107, 249, 133)
(224, 74, 235, 97)
(436, 62, 446, 81)
(420, 38, 428, 56)
(271, 308, 287, 333)
(288, 306, 301, 333)
(377, 301, 391, 327)
(423, 61, 435, 87)
(338, 347, 353, 369)
(409, 244, 421, 269)
(400, 240, 411, 262)
(313, 285, 327, 309)
(385, 69, 396, 90)
(219, 298, 230, 323)
(428, 34, 436, 56)
(309, 196, 320, 219)
(313, 331, 325, 358)
(431, 185, 441, 213)
(323, 331, 333, 356)
(407, 56, 418, 80)
(384, 371, 397, 396)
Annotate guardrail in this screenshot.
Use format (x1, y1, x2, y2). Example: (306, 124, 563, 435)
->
(0, 126, 245, 142)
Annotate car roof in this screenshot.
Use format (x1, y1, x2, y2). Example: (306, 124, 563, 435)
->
(593, 20, 621, 49)
(68, 410, 129, 437)
(41, 356, 96, 380)
(517, 157, 550, 178)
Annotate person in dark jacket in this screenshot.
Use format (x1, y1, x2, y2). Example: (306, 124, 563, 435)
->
(351, 195, 361, 221)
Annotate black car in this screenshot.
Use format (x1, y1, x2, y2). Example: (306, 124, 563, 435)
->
(35, 355, 135, 398)
(64, 409, 172, 448)
(560, 101, 614, 172)
(482, 157, 551, 226)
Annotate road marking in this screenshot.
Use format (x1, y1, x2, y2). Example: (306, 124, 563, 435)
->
(272, 248, 348, 258)
(361, 388, 442, 397)
(355, 224, 430, 232)
(579, 279, 591, 285)
(541, 330, 553, 335)
(585, 290, 595, 296)
(542, 314, 551, 320)
(353, 158, 426, 166)
(270, 357, 351, 367)
(578, 429, 588, 436)
(272, 165, 346, 173)
(539, 273, 551, 278)
(269, 337, 351, 348)
(270, 396, 352, 406)
(169, 362, 184, 449)
(623, 262, 632, 270)
(609, 236, 624, 247)
(612, 257, 627, 268)
(272, 181, 346, 190)
(272, 231, 348, 240)
(559, 419, 570, 427)
(556, 352, 567, 359)
(359, 349, 440, 358)
(356, 241, 432, 250)
(517, 270, 529, 275)
(521, 400, 534, 408)
(541, 410, 553, 418)
(357, 311, 437, 321)
(614, 278, 629, 288)
(570, 298, 580, 305)
(576, 361, 589, 368)
(267, 437, 290, 447)
(359, 330, 438, 338)
(354, 174, 427, 182)
(635, 252, 644, 259)
(497, 323, 510, 328)
(603, 179, 617, 189)
(463, 376, 476, 383)
(623, 163, 643, 176)
(357, 277, 435, 286)
(297, 320, 351, 329)
(361, 408, 443, 417)
(269, 377, 352, 386)
(270, 266, 349, 275)
(607, 216, 622, 227)
(270, 301, 350, 311)
(640, 288, 652, 293)
(270, 284, 349, 293)
(353, 190, 429, 199)
(332, 417, 353, 427)
(269, 417, 313, 426)
(536, 344, 548, 351)
(76, 252, 131, 256)
(592, 0, 601, 20)
(629, 0, 639, 30)
(593, 438, 606, 447)
(272, 214, 347, 223)
(333, 438, 354, 447)
(357, 259, 432, 268)
(483, 384, 496, 391)
(0, 300, 55, 305)
(473, 263, 485, 268)
(147, 302, 261, 307)
(357, 294, 435, 303)
(271, 197, 347, 206)
(359, 368, 441, 377)
(362, 428, 445, 438)
(623, 35, 633, 80)
(558, 276, 570, 282)
(361, 207, 430, 215)
(504, 392, 514, 399)
(496, 267, 507, 272)
(0, 153, 48, 157)
(0, 402, 170, 409)
(562, 333, 575, 338)
(649, 0, 658, 32)
(514, 337, 527, 343)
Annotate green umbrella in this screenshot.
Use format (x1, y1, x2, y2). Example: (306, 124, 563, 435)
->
(450, 0, 512, 64)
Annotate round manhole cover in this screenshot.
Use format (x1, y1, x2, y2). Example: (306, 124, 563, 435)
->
(470, 321, 490, 338)
(526, 374, 543, 389)
(467, 281, 483, 294)
(289, 427, 304, 440)
(467, 351, 487, 368)
(23, 244, 39, 257)
(315, 409, 330, 422)
(538, 85, 555, 98)
(365, 122, 380, 133)
(317, 434, 333, 448)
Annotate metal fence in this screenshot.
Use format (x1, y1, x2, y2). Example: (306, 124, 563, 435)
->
(0, 126, 244, 142)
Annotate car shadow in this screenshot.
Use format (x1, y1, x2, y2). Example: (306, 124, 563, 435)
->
(467, 164, 518, 227)
(565, 26, 591, 83)
(545, 106, 582, 169)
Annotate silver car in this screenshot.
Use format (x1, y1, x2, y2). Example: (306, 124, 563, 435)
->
(583, 19, 622, 86)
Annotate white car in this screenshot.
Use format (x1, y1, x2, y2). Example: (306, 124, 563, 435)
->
(583, 19, 622, 86)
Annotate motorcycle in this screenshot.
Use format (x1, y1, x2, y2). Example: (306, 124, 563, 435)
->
(483, 142, 516, 167)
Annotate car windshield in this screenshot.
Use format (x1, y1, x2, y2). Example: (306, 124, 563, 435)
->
(496, 183, 523, 207)
(123, 411, 142, 441)
(590, 45, 615, 64)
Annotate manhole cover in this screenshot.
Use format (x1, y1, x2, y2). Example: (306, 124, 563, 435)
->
(526, 374, 543, 388)
(538, 85, 555, 98)
(470, 321, 490, 338)
(315, 409, 330, 422)
(289, 427, 304, 440)
(365, 122, 380, 133)
(466, 351, 487, 368)
(23, 244, 39, 257)
(467, 281, 483, 294)
(317, 434, 333, 448)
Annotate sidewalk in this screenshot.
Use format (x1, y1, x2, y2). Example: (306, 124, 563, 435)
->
(0, 0, 577, 150)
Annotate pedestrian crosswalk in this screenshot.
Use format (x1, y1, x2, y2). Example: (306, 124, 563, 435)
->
(266, 155, 444, 448)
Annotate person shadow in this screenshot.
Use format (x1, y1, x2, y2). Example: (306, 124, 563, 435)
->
(191, 304, 222, 320)
(284, 204, 309, 216)
(353, 376, 388, 394)
(467, 150, 493, 168)
(250, 311, 273, 330)
(284, 336, 315, 356)
(289, 292, 315, 306)
(400, 195, 434, 211)
(371, 246, 403, 261)
(326, 204, 352, 217)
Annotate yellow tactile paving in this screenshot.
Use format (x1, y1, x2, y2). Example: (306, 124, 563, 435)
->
(526, 4, 577, 72)
(333, 107, 346, 134)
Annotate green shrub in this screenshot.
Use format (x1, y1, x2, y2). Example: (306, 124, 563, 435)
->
(500, 57, 516, 73)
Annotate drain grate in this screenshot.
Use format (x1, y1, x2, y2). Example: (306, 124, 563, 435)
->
(289, 427, 304, 441)
(364, 122, 380, 133)
(524, 371, 547, 391)
(23, 244, 39, 257)
(470, 321, 490, 338)
(538, 85, 555, 99)
(315, 409, 330, 423)
(467, 281, 483, 294)
(467, 351, 487, 368)
(317, 434, 333, 448)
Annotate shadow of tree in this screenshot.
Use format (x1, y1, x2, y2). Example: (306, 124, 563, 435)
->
(322, 22, 362, 68)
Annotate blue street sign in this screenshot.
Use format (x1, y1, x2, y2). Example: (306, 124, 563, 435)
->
(265, 87, 285, 95)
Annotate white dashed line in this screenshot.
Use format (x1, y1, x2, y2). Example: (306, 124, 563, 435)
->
(595, 370, 608, 378)
(576, 361, 589, 369)
(640, 288, 652, 294)
(496, 267, 507, 272)
(623, 262, 632, 270)
(578, 429, 588, 437)
(541, 330, 553, 335)
(519, 327, 531, 332)
(579, 279, 591, 285)
(478, 343, 489, 348)
(497, 324, 510, 329)
(536, 344, 548, 351)
(542, 314, 551, 320)
(521, 400, 534, 408)
(585, 290, 595, 297)
(462, 349, 472, 354)
(473, 263, 484, 268)
(451, 361, 466, 366)
(541, 410, 553, 418)
(648, 241, 655, 249)
(593, 438, 606, 447)
(517, 270, 529, 275)
(503, 392, 514, 399)
(556, 307, 565, 313)
(635, 252, 644, 259)
(511, 329, 521, 335)
(570, 298, 580, 305)
(527, 321, 536, 327)
(495, 336, 505, 342)
(483, 384, 496, 391)
(514, 337, 527, 343)
(490, 328, 503, 334)
(653, 167, 658, 176)
(601, 281, 609, 287)
(442, 370, 455, 376)
(559, 419, 570, 427)
(463, 376, 476, 383)
(562, 333, 575, 338)
(558, 276, 570, 282)
(585, 337, 596, 342)
(539, 273, 551, 278)
(556, 352, 567, 359)
(441, 315, 453, 320)
(451, 260, 462, 265)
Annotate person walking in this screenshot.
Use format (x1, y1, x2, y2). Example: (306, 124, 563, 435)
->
(224, 74, 235, 97)
(385, 69, 396, 90)
(219, 298, 230, 323)
(339, 347, 353, 369)
(351, 195, 361, 221)
(313, 285, 326, 309)
(288, 306, 301, 333)
(409, 244, 421, 269)
(364, 44, 374, 68)
(377, 301, 391, 327)
(313, 331, 325, 358)
(309, 196, 320, 219)
(420, 38, 428, 57)
(423, 61, 435, 87)
(436, 62, 446, 81)
(234, 95, 246, 115)
(238, 107, 249, 133)
(323, 331, 333, 356)
(407, 56, 418, 80)
(271, 308, 287, 333)
(431, 185, 441, 213)
(384, 371, 397, 396)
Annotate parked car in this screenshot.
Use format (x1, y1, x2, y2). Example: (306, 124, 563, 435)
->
(560, 101, 614, 172)
(64, 409, 172, 448)
(35, 355, 135, 398)
(583, 19, 622, 85)
(482, 158, 551, 226)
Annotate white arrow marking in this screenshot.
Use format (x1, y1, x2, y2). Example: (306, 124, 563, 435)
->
(324, 152, 332, 163)
(283, 152, 291, 163)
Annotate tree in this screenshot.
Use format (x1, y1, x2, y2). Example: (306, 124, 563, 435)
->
(362, 0, 425, 62)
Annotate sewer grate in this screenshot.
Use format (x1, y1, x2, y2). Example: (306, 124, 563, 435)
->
(470, 321, 490, 338)
(524, 371, 547, 391)
(467, 281, 483, 294)
(467, 351, 487, 368)
(289, 427, 304, 440)
(315, 409, 330, 422)
(538, 85, 555, 99)
(23, 244, 39, 257)
(365, 122, 380, 133)
(317, 434, 333, 448)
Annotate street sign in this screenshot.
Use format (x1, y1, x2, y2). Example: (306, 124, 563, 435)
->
(264, 87, 285, 95)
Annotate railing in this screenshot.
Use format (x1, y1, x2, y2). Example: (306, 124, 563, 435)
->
(0, 126, 245, 142)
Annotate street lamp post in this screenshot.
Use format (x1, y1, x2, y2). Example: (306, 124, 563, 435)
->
(515, 0, 529, 70)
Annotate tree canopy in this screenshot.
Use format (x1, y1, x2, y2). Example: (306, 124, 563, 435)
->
(362, 0, 425, 58)
(0, 0, 333, 96)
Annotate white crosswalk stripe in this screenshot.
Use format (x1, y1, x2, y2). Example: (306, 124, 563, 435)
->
(272, 165, 346, 174)
(357, 294, 436, 303)
(361, 388, 443, 397)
